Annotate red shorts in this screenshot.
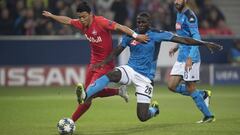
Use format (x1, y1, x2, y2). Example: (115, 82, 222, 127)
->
(84, 64, 114, 89)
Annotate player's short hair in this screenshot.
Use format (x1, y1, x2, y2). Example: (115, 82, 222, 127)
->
(77, 1, 91, 13)
(137, 12, 151, 19)
(137, 12, 151, 22)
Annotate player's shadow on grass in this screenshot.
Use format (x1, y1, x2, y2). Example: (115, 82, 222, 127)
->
(77, 123, 192, 135)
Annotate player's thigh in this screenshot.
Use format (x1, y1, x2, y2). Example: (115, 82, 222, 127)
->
(117, 65, 153, 103)
(170, 61, 185, 76)
(106, 68, 121, 82)
(85, 65, 94, 87)
(183, 62, 200, 82)
(115, 65, 134, 85)
(134, 74, 153, 104)
(184, 62, 200, 92)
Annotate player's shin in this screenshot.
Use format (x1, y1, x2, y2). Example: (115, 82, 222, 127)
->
(85, 75, 110, 100)
(71, 103, 91, 122)
(190, 90, 213, 117)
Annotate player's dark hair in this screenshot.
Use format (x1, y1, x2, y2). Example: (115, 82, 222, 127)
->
(137, 12, 151, 22)
(76, 1, 91, 13)
(137, 12, 151, 20)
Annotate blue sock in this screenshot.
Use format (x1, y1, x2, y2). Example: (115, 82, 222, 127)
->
(176, 84, 206, 97)
(191, 90, 212, 117)
(176, 84, 190, 96)
(199, 90, 205, 97)
(149, 107, 158, 117)
(86, 75, 110, 100)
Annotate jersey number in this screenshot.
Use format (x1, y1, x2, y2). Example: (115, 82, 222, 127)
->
(144, 86, 152, 95)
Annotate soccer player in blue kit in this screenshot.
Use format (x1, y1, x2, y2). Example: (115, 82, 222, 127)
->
(76, 12, 222, 122)
(168, 0, 215, 123)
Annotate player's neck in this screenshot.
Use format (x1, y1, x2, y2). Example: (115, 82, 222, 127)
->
(87, 14, 94, 28)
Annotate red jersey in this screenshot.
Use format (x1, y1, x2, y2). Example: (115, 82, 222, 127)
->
(70, 16, 116, 67)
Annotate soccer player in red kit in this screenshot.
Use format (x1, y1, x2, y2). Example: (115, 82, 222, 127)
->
(42, 1, 148, 122)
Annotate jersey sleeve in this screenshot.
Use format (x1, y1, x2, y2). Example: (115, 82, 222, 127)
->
(153, 31, 174, 42)
(70, 19, 83, 31)
(98, 17, 117, 31)
(120, 35, 131, 48)
(185, 14, 201, 58)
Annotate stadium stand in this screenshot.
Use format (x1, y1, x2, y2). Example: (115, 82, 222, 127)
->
(0, 0, 235, 36)
(212, 0, 240, 35)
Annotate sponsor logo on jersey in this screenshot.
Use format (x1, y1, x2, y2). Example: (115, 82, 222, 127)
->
(176, 22, 181, 30)
(130, 40, 140, 46)
(85, 34, 102, 43)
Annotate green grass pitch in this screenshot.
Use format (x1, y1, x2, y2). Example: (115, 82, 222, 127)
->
(0, 85, 240, 135)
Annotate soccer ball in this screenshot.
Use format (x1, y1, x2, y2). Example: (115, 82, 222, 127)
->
(57, 118, 76, 135)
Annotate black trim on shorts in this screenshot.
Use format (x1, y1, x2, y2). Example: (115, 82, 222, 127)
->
(151, 80, 154, 86)
(184, 80, 200, 82)
(135, 92, 151, 99)
(119, 67, 130, 85)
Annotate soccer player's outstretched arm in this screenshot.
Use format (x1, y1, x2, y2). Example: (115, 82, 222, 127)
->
(92, 45, 125, 70)
(114, 24, 149, 43)
(171, 35, 223, 53)
(42, 11, 72, 25)
(169, 45, 179, 57)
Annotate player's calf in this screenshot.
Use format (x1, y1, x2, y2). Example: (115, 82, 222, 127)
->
(137, 101, 160, 122)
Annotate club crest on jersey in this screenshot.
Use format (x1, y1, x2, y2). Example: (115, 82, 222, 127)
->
(92, 29, 97, 35)
(176, 22, 181, 30)
(130, 40, 140, 46)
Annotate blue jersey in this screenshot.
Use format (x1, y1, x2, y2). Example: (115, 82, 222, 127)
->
(121, 29, 174, 80)
(176, 8, 201, 62)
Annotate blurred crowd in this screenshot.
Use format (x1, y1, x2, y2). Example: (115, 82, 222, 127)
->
(0, 0, 234, 36)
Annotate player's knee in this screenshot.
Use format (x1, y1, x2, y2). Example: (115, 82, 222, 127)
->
(186, 82, 196, 93)
(106, 69, 121, 82)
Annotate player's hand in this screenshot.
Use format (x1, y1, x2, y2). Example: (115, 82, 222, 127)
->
(185, 57, 192, 71)
(204, 42, 223, 54)
(169, 46, 178, 57)
(135, 34, 149, 43)
(42, 11, 53, 17)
